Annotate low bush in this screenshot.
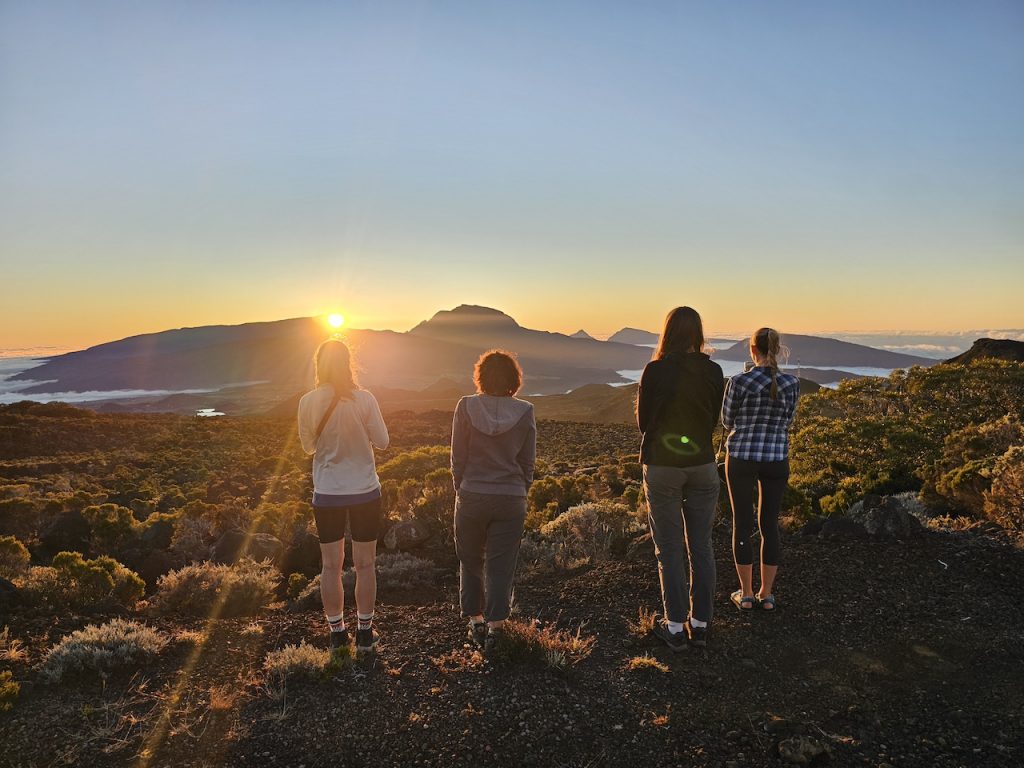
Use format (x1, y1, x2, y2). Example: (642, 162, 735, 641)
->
(985, 446, 1024, 531)
(81, 503, 139, 553)
(378, 446, 450, 483)
(151, 558, 280, 617)
(40, 619, 167, 682)
(263, 640, 351, 686)
(0, 670, 18, 711)
(17, 552, 145, 610)
(0, 535, 30, 579)
(539, 501, 641, 564)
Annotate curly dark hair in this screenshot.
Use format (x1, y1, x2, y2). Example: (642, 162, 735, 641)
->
(473, 349, 523, 396)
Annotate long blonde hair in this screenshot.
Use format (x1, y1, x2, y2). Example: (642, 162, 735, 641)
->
(751, 327, 786, 400)
(314, 339, 357, 399)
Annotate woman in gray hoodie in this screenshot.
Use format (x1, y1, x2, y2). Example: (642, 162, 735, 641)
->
(451, 349, 537, 651)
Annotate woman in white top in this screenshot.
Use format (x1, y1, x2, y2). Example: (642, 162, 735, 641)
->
(298, 339, 389, 652)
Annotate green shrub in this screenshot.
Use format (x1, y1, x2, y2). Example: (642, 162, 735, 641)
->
(151, 558, 280, 617)
(40, 619, 167, 682)
(539, 501, 641, 564)
(924, 416, 1024, 515)
(0, 535, 30, 579)
(17, 552, 144, 609)
(378, 446, 450, 483)
(0, 670, 18, 711)
(287, 572, 310, 600)
(984, 446, 1024, 531)
(82, 503, 139, 552)
(526, 476, 586, 529)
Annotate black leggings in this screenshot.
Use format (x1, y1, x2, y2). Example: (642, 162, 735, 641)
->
(726, 456, 789, 566)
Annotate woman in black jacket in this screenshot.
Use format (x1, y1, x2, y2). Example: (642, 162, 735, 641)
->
(637, 306, 725, 651)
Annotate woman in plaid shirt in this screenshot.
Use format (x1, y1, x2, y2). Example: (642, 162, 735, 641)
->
(722, 328, 800, 612)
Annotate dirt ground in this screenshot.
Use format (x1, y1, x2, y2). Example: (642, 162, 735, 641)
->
(3, 519, 1023, 768)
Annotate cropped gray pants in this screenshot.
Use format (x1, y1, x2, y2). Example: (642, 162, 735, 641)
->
(643, 462, 720, 624)
(454, 490, 527, 622)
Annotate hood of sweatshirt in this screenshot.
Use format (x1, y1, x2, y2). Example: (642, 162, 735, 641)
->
(464, 395, 533, 436)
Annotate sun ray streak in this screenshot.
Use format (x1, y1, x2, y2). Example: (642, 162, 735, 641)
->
(135, 425, 300, 767)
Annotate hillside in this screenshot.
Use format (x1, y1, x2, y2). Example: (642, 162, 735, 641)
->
(714, 334, 933, 368)
(945, 338, 1024, 365)
(1, 366, 1023, 766)
(12, 307, 653, 398)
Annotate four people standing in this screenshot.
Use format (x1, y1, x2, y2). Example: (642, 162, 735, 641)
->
(299, 316, 798, 654)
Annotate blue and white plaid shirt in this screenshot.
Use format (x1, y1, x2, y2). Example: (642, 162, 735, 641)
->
(722, 367, 800, 462)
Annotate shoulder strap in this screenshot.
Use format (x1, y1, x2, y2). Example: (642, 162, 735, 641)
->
(313, 392, 342, 447)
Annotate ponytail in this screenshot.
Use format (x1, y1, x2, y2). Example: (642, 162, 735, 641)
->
(752, 327, 784, 401)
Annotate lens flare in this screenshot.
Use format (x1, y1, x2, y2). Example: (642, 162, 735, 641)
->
(327, 313, 344, 329)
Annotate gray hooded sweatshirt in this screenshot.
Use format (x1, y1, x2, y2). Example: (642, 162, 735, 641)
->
(451, 394, 537, 497)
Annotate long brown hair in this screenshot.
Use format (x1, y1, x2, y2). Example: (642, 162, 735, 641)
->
(751, 327, 784, 400)
(653, 306, 706, 360)
(314, 339, 357, 399)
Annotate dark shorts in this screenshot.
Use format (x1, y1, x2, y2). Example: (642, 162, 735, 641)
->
(312, 497, 382, 544)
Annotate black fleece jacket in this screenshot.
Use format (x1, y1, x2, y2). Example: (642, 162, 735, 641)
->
(637, 352, 725, 468)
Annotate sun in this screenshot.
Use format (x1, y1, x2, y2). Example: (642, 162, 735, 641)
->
(327, 313, 345, 329)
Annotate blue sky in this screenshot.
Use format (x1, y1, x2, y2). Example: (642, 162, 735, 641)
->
(2, 1, 1022, 348)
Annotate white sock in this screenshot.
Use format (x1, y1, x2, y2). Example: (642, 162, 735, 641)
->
(357, 612, 374, 630)
(690, 617, 708, 629)
(327, 614, 345, 632)
(667, 620, 685, 634)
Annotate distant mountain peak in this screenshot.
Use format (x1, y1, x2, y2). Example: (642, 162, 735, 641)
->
(945, 338, 1024, 365)
(608, 327, 659, 345)
(570, 330, 595, 340)
(412, 305, 519, 333)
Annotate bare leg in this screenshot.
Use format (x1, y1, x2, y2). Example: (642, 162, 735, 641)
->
(735, 563, 755, 600)
(319, 540, 345, 620)
(759, 565, 778, 605)
(351, 539, 377, 618)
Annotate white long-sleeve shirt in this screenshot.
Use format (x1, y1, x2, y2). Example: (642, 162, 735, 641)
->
(297, 386, 389, 496)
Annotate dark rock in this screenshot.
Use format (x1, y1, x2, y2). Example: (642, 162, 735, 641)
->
(140, 517, 176, 550)
(848, 495, 924, 540)
(282, 530, 322, 576)
(800, 517, 826, 536)
(625, 532, 654, 561)
(211, 530, 284, 565)
(0, 576, 18, 606)
(119, 548, 179, 589)
(384, 519, 432, 551)
(778, 735, 830, 765)
(819, 517, 868, 540)
(38, 510, 92, 558)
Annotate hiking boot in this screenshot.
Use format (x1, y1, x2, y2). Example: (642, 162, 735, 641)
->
(355, 627, 379, 652)
(685, 622, 708, 648)
(467, 621, 488, 649)
(329, 629, 350, 650)
(652, 622, 689, 653)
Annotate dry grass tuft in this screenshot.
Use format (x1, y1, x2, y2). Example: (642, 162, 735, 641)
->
(624, 654, 669, 674)
(0, 626, 28, 664)
(490, 619, 596, 671)
(627, 606, 657, 637)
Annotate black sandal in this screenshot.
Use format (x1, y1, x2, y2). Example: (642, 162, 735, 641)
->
(731, 590, 756, 611)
